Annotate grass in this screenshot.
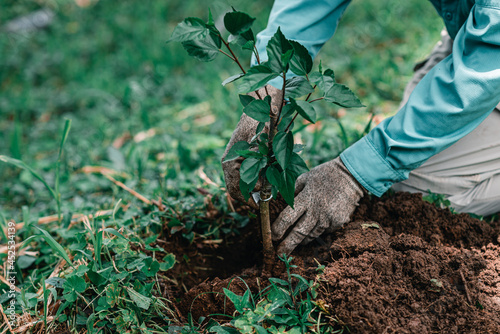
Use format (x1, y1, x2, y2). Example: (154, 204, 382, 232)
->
(0, 0, 443, 332)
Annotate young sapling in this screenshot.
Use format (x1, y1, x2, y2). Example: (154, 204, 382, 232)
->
(169, 9, 363, 272)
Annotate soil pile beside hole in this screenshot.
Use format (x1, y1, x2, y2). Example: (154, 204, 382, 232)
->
(175, 192, 500, 333)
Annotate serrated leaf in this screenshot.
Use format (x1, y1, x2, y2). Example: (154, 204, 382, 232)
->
(290, 98, 316, 123)
(181, 37, 219, 62)
(309, 69, 335, 93)
(279, 170, 297, 208)
(266, 164, 281, 188)
(325, 84, 364, 108)
(168, 17, 209, 43)
(284, 76, 314, 99)
(266, 27, 294, 73)
(273, 131, 294, 169)
(243, 99, 271, 122)
(228, 28, 255, 49)
(237, 65, 279, 93)
(286, 153, 309, 178)
(224, 11, 255, 35)
(222, 73, 244, 86)
(240, 157, 267, 184)
(224, 141, 250, 162)
(289, 41, 313, 76)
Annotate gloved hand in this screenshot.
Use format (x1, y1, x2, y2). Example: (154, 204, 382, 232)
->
(272, 157, 367, 255)
(221, 85, 284, 208)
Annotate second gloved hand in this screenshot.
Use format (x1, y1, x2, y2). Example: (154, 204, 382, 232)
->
(272, 157, 366, 256)
(221, 85, 283, 208)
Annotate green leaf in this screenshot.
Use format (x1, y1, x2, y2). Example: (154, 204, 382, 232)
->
(273, 131, 294, 169)
(279, 170, 297, 208)
(181, 37, 219, 62)
(127, 288, 151, 310)
(168, 17, 209, 43)
(160, 254, 176, 271)
(266, 27, 294, 73)
(309, 69, 335, 93)
(46, 277, 65, 288)
(240, 177, 258, 201)
(243, 99, 271, 122)
(258, 141, 269, 155)
(293, 144, 305, 153)
(64, 275, 87, 293)
(141, 258, 160, 277)
(223, 288, 249, 314)
(256, 122, 266, 135)
(239, 94, 255, 107)
(238, 65, 279, 94)
(235, 150, 263, 159)
(280, 103, 295, 120)
(224, 11, 255, 35)
(324, 83, 364, 108)
(222, 73, 244, 86)
(224, 141, 250, 162)
(289, 41, 313, 76)
(290, 98, 316, 123)
(266, 165, 281, 188)
(240, 157, 267, 184)
(228, 29, 255, 49)
(286, 153, 309, 178)
(35, 226, 74, 268)
(284, 76, 314, 99)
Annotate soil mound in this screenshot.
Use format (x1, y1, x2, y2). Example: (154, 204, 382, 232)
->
(175, 192, 500, 333)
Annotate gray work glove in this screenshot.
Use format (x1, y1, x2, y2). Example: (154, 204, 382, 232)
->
(272, 157, 367, 255)
(221, 85, 284, 209)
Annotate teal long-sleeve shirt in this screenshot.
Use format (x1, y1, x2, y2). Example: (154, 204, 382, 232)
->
(252, 0, 500, 196)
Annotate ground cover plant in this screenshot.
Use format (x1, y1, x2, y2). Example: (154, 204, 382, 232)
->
(2, 0, 499, 333)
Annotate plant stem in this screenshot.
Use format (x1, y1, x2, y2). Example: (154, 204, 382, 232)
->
(218, 49, 235, 61)
(309, 97, 324, 103)
(305, 85, 317, 101)
(220, 37, 246, 74)
(259, 180, 274, 273)
(284, 112, 299, 133)
(260, 87, 282, 273)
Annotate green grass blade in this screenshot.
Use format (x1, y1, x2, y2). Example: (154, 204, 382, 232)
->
(0, 155, 57, 202)
(57, 119, 72, 161)
(35, 226, 74, 268)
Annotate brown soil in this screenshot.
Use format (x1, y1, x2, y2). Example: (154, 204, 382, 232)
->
(169, 192, 500, 333)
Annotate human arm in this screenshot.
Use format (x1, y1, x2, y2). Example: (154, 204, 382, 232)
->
(341, 0, 500, 196)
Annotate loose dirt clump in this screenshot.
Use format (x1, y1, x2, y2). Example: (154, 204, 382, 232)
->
(174, 192, 500, 333)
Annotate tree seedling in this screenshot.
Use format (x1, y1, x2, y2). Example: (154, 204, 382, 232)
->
(169, 9, 363, 271)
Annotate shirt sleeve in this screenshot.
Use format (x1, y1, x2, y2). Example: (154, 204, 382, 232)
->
(341, 0, 500, 196)
(252, 0, 351, 88)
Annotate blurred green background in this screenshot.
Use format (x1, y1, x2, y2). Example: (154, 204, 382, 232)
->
(0, 0, 443, 221)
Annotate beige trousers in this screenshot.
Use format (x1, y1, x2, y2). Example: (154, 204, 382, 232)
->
(392, 30, 500, 216)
